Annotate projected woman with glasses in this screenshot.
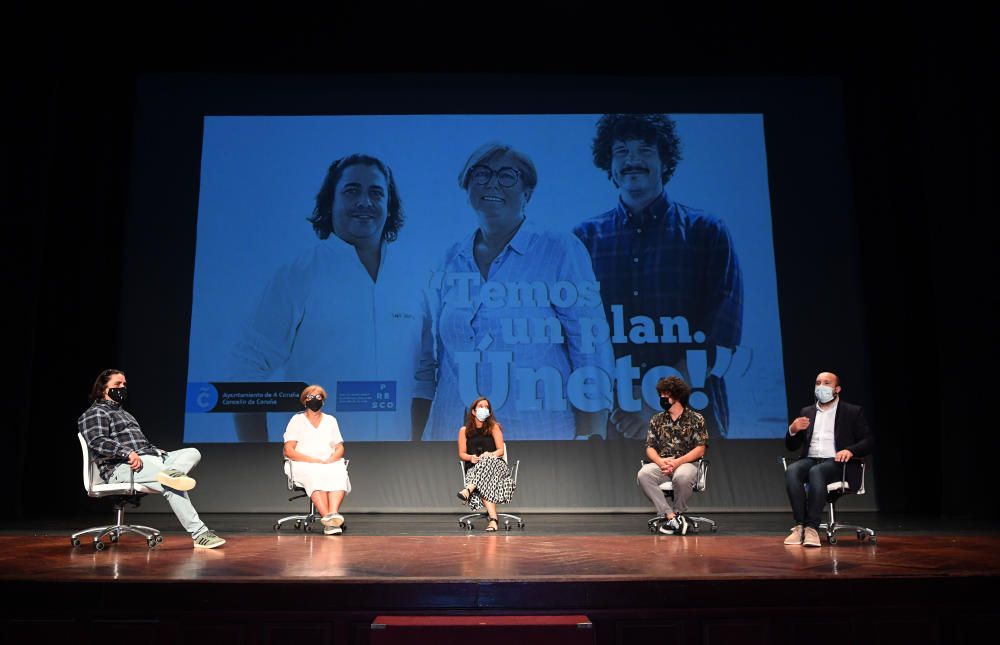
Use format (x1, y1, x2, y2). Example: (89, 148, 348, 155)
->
(230, 153, 424, 442)
(413, 143, 615, 441)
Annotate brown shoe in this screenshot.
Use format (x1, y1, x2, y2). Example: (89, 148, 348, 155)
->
(783, 525, 804, 545)
(802, 526, 822, 547)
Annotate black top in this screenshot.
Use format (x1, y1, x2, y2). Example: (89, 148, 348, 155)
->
(464, 430, 497, 471)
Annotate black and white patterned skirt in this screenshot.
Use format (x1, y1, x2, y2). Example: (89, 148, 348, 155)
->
(465, 455, 516, 512)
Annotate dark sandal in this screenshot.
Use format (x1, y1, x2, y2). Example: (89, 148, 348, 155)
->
(486, 517, 499, 532)
(457, 488, 471, 504)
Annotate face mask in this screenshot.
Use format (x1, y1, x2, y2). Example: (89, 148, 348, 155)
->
(475, 407, 490, 422)
(815, 385, 836, 404)
(659, 397, 673, 411)
(107, 387, 127, 403)
(305, 398, 323, 412)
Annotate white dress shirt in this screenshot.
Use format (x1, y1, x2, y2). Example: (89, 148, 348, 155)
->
(807, 398, 839, 458)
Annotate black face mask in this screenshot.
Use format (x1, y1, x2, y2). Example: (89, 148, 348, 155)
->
(305, 399, 323, 412)
(107, 387, 128, 403)
(659, 396, 673, 411)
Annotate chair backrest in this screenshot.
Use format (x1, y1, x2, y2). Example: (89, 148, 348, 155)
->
(78, 433, 99, 493)
(694, 459, 708, 492)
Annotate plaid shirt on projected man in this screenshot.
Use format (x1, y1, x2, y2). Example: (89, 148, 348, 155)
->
(573, 190, 743, 439)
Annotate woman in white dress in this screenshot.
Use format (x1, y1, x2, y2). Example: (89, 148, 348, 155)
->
(283, 385, 351, 535)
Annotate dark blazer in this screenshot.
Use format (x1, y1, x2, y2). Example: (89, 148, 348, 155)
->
(785, 399, 873, 459)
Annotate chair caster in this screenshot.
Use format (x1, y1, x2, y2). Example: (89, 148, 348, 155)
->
(710, 525, 718, 532)
(869, 535, 877, 544)
(71, 537, 81, 547)
(504, 520, 511, 530)
(94, 540, 106, 552)
(828, 534, 838, 545)
(110, 533, 119, 543)
(147, 537, 158, 549)
(273, 523, 281, 531)
(294, 520, 302, 530)
(517, 522, 525, 529)
(305, 524, 313, 532)
(155, 534, 163, 544)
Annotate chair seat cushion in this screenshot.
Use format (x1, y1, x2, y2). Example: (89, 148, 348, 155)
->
(658, 482, 674, 491)
(91, 483, 159, 496)
(826, 481, 850, 492)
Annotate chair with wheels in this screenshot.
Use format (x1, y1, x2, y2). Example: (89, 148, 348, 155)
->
(274, 458, 349, 533)
(642, 458, 717, 534)
(458, 445, 523, 531)
(71, 433, 163, 551)
(781, 457, 876, 544)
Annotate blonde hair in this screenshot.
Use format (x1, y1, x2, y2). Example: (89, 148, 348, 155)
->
(299, 384, 329, 406)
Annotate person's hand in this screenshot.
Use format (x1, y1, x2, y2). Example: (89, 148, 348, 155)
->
(790, 417, 810, 433)
(835, 449, 854, 463)
(322, 454, 340, 464)
(127, 451, 143, 471)
(470, 455, 480, 464)
(660, 458, 676, 475)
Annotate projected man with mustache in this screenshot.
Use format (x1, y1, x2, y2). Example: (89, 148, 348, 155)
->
(573, 114, 744, 441)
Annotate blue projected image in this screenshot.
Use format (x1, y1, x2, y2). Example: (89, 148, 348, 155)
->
(183, 114, 787, 442)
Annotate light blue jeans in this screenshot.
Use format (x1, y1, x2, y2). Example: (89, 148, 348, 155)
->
(109, 448, 207, 538)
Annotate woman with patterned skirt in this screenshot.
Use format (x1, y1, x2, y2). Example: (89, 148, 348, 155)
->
(456, 396, 516, 531)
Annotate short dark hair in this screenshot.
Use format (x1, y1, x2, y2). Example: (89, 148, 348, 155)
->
(90, 369, 124, 402)
(592, 114, 682, 185)
(656, 375, 691, 407)
(308, 154, 404, 242)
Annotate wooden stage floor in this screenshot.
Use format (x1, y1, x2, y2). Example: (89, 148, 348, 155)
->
(3, 513, 998, 644)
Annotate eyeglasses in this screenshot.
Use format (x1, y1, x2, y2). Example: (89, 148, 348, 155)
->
(468, 165, 521, 188)
(305, 394, 323, 401)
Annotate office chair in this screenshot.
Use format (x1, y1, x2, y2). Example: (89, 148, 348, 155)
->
(458, 444, 523, 531)
(273, 458, 349, 532)
(71, 433, 163, 551)
(642, 458, 717, 533)
(781, 457, 876, 544)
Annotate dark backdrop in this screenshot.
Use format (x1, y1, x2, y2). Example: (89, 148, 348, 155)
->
(6, 4, 994, 520)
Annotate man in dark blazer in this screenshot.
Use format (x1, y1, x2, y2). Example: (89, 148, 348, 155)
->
(784, 372, 873, 547)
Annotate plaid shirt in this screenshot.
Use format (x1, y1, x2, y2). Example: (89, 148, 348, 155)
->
(573, 191, 743, 436)
(78, 400, 162, 482)
(646, 407, 709, 459)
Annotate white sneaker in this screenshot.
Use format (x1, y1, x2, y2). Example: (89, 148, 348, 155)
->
(658, 517, 680, 535)
(323, 526, 343, 535)
(320, 513, 344, 527)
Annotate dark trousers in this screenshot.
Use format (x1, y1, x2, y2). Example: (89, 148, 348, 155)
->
(785, 457, 842, 529)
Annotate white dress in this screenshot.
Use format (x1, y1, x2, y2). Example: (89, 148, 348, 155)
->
(283, 412, 351, 496)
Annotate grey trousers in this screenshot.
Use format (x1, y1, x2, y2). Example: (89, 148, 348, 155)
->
(109, 448, 207, 538)
(637, 461, 698, 516)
